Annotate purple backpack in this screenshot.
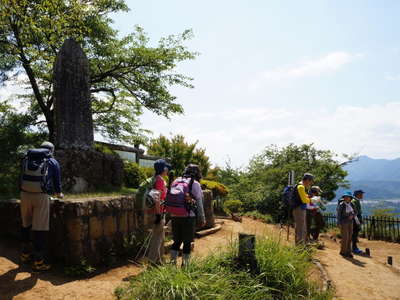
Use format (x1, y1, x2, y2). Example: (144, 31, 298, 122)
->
(165, 177, 195, 216)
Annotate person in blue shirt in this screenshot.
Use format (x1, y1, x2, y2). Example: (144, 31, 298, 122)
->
(20, 141, 63, 271)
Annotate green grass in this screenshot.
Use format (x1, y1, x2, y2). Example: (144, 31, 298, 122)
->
(0, 187, 136, 201)
(116, 238, 332, 300)
(64, 187, 136, 199)
(242, 211, 274, 224)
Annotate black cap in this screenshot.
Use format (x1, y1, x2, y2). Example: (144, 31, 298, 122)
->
(303, 173, 315, 181)
(353, 190, 365, 196)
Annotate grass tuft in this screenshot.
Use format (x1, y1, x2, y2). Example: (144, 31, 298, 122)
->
(116, 238, 332, 300)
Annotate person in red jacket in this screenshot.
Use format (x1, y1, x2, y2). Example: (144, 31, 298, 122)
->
(147, 159, 171, 264)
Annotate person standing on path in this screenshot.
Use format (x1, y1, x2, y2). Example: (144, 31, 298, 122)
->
(307, 186, 326, 241)
(147, 159, 171, 265)
(351, 190, 365, 254)
(293, 173, 314, 245)
(337, 191, 358, 258)
(166, 164, 206, 267)
(20, 141, 63, 271)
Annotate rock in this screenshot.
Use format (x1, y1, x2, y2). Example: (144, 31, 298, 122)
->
(54, 38, 94, 150)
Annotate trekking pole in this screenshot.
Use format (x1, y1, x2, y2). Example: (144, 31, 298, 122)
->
(134, 230, 153, 261)
(287, 170, 295, 241)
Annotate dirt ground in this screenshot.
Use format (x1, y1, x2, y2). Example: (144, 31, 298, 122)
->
(0, 218, 399, 300)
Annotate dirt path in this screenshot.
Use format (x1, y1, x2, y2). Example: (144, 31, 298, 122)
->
(1, 218, 399, 300)
(315, 234, 400, 300)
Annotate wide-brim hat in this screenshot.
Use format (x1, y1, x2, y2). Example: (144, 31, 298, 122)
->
(342, 191, 354, 198)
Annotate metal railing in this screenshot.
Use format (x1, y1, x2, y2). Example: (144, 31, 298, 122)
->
(322, 213, 400, 243)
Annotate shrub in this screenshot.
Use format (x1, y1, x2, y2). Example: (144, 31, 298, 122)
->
(243, 211, 274, 224)
(200, 179, 229, 198)
(116, 238, 332, 300)
(223, 199, 243, 215)
(123, 161, 146, 188)
(94, 143, 118, 156)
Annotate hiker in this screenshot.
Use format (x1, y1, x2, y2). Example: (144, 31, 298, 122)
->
(351, 190, 365, 254)
(146, 159, 171, 265)
(20, 141, 63, 271)
(165, 164, 206, 266)
(293, 173, 314, 245)
(306, 186, 326, 241)
(337, 191, 359, 258)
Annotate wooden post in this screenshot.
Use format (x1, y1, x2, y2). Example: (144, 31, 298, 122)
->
(238, 233, 257, 268)
(388, 256, 393, 266)
(365, 248, 370, 257)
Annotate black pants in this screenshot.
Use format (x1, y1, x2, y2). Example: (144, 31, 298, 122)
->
(171, 241, 192, 254)
(352, 221, 361, 250)
(306, 211, 325, 240)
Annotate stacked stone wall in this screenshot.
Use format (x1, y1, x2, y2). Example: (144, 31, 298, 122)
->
(0, 190, 214, 265)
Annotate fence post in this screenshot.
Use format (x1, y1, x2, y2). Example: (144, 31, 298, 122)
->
(238, 233, 257, 269)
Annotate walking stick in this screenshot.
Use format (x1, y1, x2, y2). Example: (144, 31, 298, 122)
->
(287, 170, 295, 241)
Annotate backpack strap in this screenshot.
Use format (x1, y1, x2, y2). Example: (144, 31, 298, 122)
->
(189, 177, 195, 196)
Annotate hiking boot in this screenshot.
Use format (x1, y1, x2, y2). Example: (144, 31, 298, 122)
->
(353, 248, 363, 255)
(20, 253, 32, 264)
(32, 260, 51, 272)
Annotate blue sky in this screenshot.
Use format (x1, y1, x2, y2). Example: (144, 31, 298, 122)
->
(3, 1, 400, 167)
(110, 0, 400, 166)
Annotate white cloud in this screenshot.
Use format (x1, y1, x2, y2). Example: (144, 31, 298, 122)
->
(141, 102, 400, 167)
(250, 52, 363, 89)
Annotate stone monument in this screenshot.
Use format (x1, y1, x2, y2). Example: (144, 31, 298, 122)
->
(54, 38, 94, 149)
(52, 39, 123, 192)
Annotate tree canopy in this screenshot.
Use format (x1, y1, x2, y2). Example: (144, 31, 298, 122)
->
(147, 134, 211, 177)
(220, 144, 350, 222)
(0, 0, 196, 143)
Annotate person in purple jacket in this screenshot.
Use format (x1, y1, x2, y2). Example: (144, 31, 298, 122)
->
(20, 141, 63, 271)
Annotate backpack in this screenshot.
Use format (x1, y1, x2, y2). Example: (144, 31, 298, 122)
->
(282, 184, 301, 210)
(135, 176, 160, 210)
(164, 177, 196, 216)
(20, 148, 51, 193)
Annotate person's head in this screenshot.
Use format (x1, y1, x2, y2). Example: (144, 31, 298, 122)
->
(40, 141, 55, 154)
(154, 159, 171, 176)
(183, 164, 202, 181)
(342, 191, 353, 203)
(353, 190, 365, 200)
(310, 186, 322, 196)
(302, 173, 314, 187)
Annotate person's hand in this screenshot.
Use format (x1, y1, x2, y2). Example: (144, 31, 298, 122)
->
(56, 193, 64, 199)
(154, 214, 162, 225)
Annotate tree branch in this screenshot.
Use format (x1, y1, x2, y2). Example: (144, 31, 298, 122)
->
(91, 87, 117, 114)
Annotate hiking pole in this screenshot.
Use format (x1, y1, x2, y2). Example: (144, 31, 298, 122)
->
(287, 171, 295, 241)
(134, 229, 153, 261)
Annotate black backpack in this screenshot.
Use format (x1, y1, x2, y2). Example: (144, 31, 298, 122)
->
(20, 148, 51, 193)
(282, 184, 302, 210)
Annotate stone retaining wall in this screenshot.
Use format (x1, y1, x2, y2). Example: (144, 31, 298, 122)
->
(0, 190, 214, 265)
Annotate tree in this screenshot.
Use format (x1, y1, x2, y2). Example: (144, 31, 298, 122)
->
(147, 134, 211, 177)
(0, 102, 45, 195)
(0, 0, 196, 143)
(224, 144, 349, 222)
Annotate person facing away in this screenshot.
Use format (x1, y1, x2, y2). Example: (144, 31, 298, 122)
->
(146, 159, 171, 265)
(337, 191, 358, 258)
(351, 190, 365, 254)
(166, 164, 206, 267)
(292, 173, 314, 245)
(306, 186, 326, 241)
(20, 141, 63, 272)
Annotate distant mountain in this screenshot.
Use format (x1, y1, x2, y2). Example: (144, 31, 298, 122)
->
(340, 156, 400, 200)
(345, 156, 400, 182)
